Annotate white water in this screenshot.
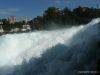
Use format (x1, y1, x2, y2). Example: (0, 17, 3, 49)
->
(0, 18, 100, 75)
(0, 26, 82, 67)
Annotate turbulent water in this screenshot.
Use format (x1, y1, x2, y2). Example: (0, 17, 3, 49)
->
(0, 18, 100, 75)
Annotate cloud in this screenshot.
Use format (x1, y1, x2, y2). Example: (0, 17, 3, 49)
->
(54, 0, 70, 4)
(0, 8, 19, 15)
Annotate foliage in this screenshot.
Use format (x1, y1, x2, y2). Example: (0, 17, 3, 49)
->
(0, 6, 100, 32)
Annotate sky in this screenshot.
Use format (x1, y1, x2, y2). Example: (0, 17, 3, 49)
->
(0, 0, 100, 20)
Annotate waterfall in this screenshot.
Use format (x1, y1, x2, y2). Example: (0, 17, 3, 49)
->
(0, 18, 100, 75)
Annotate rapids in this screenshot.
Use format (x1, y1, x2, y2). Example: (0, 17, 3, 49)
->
(0, 18, 100, 75)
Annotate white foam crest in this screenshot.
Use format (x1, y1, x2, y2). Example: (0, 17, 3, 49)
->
(87, 18, 100, 25)
(0, 26, 83, 67)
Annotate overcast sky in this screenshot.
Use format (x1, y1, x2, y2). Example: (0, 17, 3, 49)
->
(0, 0, 100, 19)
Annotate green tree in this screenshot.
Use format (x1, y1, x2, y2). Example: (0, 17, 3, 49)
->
(1, 19, 11, 32)
(43, 7, 60, 23)
(61, 7, 73, 25)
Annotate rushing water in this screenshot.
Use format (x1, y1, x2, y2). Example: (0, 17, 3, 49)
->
(0, 18, 100, 75)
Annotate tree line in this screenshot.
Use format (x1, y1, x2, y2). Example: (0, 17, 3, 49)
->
(0, 6, 100, 32)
